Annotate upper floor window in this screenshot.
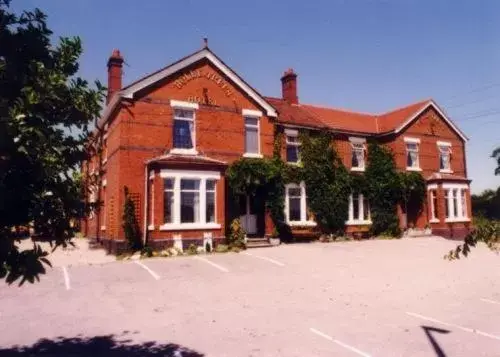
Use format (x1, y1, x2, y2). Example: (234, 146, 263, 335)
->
(437, 141, 452, 172)
(404, 138, 420, 170)
(349, 137, 366, 171)
(286, 129, 300, 163)
(244, 117, 260, 156)
(173, 109, 195, 150)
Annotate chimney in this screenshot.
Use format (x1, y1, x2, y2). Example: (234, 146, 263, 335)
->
(107, 49, 124, 104)
(281, 68, 298, 104)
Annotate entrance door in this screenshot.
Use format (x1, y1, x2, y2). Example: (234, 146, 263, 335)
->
(239, 195, 257, 235)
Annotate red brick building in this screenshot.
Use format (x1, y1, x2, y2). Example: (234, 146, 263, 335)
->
(82, 45, 471, 252)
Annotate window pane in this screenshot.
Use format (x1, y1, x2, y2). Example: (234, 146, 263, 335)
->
(181, 191, 200, 223)
(452, 189, 458, 217)
(440, 151, 450, 170)
(461, 189, 467, 217)
(164, 178, 174, 190)
(363, 197, 370, 220)
(287, 145, 299, 163)
(288, 187, 301, 197)
(206, 179, 216, 191)
(444, 190, 450, 218)
(286, 135, 298, 144)
(245, 117, 258, 126)
(174, 109, 194, 119)
(163, 191, 174, 223)
(174, 119, 193, 149)
(289, 197, 301, 221)
(181, 179, 200, 190)
(245, 127, 258, 153)
(353, 195, 360, 220)
(432, 191, 439, 219)
(206, 191, 215, 223)
(352, 150, 359, 167)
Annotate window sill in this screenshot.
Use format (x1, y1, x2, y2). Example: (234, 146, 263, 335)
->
(159, 223, 221, 231)
(406, 167, 422, 172)
(243, 153, 263, 159)
(345, 220, 372, 226)
(439, 169, 453, 174)
(351, 167, 365, 172)
(288, 221, 317, 227)
(148, 225, 155, 231)
(100, 226, 106, 231)
(170, 148, 198, 155)
(444, 218, 471, 223)
(429, 219, 440, 223)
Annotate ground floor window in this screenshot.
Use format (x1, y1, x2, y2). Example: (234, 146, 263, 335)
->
(284, 182, 315, 226)
(429, 189, 439, 222)
(443, 184, 469, 222)
(159, 170, 220, 230)
(347, 193, 371, 225)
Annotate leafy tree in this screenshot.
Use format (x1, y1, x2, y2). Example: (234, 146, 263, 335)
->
(122, 187, 142, 250)
(492, 147, 500, 176)
(300, 132, 350, 234)
(0, 1, 104, 284)
(471, 188, 500, 219)
(399, 171, 426, 227)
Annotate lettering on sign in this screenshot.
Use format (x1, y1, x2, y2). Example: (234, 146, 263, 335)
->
(187, 95, 217, 106)
(174, 70, 234, 98)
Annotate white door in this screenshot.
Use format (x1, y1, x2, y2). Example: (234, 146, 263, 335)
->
(239, 196, 257, 234)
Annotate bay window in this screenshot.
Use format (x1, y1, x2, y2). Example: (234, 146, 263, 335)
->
(160, 170, 220, 230)
(347, 193, 371, 225)
(443, 184, 469, 222)
(405, 137, 420, 170)
(284, 182, 315, 226)
(429, 189, 439, 222)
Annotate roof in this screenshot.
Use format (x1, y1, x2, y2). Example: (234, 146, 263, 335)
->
(266, 97, 468, 141)
(426, 173, 471, 183)
(146, 153, 227, 166)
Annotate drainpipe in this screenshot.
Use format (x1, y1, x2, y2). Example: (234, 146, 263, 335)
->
(143, 163, 149, 247)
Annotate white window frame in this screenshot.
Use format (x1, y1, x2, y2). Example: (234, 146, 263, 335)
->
(170, 100, 199, 155)
(437, 141, 452, 173)
(285, 129, 301, 164)
(148, 171, 155, 230)
(205, 179, 217, 224)
(443, 183, 470, 222)
(427, 184, 439, 223)
(284, 181, 316, 227)
(346, 193, 371, 225)
(349, 137, 366, 171)
(159, 170, 221, 230)
(404, 137, 421, 171)
(100, 179, 107, 230)
(242, 109, 262, 158)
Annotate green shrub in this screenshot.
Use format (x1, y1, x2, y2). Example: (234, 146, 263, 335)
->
(187, 243, 198, 255)
(215, 244, 229, 253)
(122, 186, 142, 250)
(205, 241, 212, 253)
(230, 246, 241, 253)
(140, 246, 153, 257)
(227, 218, 246, 249)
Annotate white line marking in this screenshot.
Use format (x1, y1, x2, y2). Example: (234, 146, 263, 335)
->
(62, 266, 70, 290)
(134, 261, 160, 280)
(193, 256, 228, 272)
(309, 328, 372, 357)
(243, 252, 285, 266)
(406, 312, 500, 341)
(480, 298, 500, 305)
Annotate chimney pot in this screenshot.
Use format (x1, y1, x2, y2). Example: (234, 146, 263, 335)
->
(107, 49, 124, 104)
(281, 68, 298, 104)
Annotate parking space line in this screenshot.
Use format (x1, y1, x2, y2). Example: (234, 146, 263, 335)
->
(134, 261, 160, 280)
(62, 266, 70, 290)
(480, 298, 500, 305)
(309, 328, 372, 357)
(193, 256, 229, 273)
(243, 252, 285, 267)
(406, 312, 500, 341)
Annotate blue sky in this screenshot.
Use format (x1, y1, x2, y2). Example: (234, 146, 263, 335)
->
(12, 0, 500, 193)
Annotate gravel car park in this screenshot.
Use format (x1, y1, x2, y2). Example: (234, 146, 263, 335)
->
(1, 237, 499, 357)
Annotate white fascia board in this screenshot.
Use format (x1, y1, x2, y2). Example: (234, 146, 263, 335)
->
(442, 183, 469, 190)
(159, 169, 221, 180)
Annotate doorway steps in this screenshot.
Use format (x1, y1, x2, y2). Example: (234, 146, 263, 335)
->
(246, 237, 273, 248)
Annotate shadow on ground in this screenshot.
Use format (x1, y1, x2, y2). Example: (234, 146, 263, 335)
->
(0, 333, 204, 356)
(422, 325, 450, 357)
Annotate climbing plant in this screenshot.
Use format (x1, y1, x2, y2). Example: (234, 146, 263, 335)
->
(300, 132, 350, 234)
(122, 186, 142, 250)
(399, 171, 426, 227)
(364, 142, 402, 236)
